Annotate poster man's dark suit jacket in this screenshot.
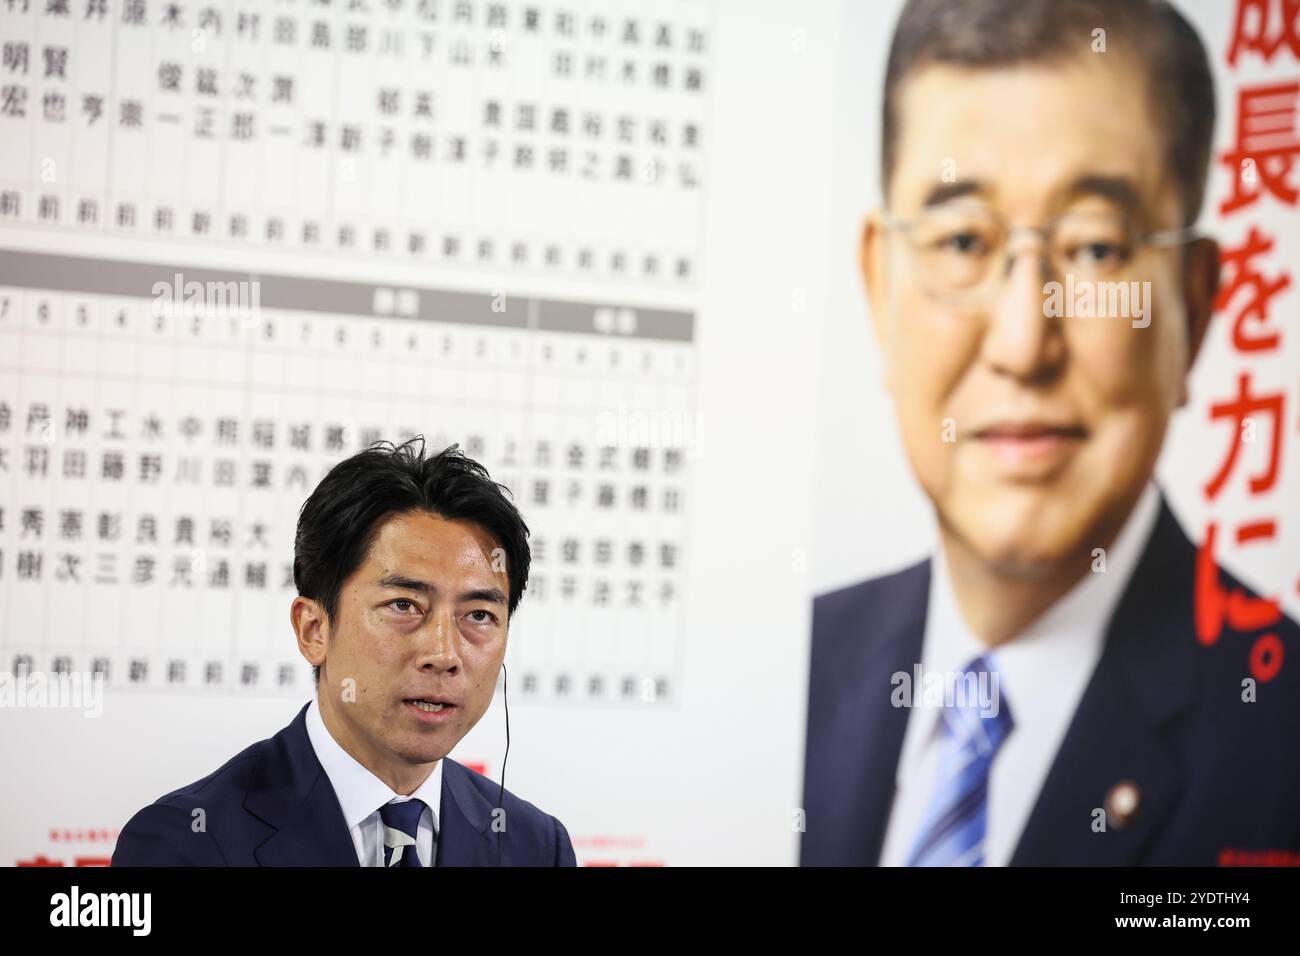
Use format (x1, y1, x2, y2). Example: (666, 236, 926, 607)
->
(111, 702, 576, 866)
(801, 498, 1300, 865)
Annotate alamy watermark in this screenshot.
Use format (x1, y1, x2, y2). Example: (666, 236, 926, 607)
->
(1043, 275, 1151, 328)
(151, 272, 261, 324)
(0, 671, 104, 718)
(594, 405, 704, 458)
(891, 663, 1001, 718)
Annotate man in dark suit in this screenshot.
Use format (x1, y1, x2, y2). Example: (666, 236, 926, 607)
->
(802, 0, 1300, 866)
(109, 702, 573, 866)
(113, 439, 576, 866)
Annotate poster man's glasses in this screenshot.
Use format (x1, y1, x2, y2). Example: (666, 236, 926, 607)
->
(882, 202, 1200, 309)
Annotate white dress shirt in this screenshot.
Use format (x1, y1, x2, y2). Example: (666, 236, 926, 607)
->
(878, 483, 1162, 866)
(305, 694, 443, 867)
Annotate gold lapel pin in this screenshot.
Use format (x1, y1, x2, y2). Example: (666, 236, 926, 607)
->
(1105, 780, 1142, 829)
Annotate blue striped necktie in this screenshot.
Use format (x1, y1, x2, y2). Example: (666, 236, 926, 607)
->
(905, 654, 1014, 867)
(380, 798, 426, 868)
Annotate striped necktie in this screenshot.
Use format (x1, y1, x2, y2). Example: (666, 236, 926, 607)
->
(905, 654, 1014, 867)
(380, 798, 426, 868)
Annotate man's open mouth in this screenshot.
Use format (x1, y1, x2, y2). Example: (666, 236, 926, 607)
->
(405, 699, 454, 713)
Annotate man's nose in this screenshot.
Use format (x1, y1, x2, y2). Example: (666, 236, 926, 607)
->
(416, 612, 461, 673)
(977, 241, 1066, 384)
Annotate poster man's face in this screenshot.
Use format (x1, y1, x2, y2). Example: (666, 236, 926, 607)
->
(299, 511, 511, 775)
(863, 53, 1213, 574)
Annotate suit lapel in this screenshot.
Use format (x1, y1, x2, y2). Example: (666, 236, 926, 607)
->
(436, 759, 502, 866)
(856, 582, 928, 865)
(807, 563, 930, 865)
(241, 707, 506, 866)
(244, 703, 359, 867)
(1010, 499, 1199, 864)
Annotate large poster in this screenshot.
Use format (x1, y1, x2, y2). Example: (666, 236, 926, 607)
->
(806, 0, 1299, 867)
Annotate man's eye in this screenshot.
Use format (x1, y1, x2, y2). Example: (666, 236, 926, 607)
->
(1067, 240, 1131, 268)
(467, 609, 498, 625)
(390, 599, 419, 614)
(936, 231, 988, 256)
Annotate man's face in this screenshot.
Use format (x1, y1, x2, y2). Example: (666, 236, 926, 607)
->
(864, 54, 1207, 574)
(308, 510, 510, 774)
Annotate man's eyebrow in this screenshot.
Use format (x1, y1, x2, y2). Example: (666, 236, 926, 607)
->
(375, 576, 507, 606)
(460, 587, 507, 606)
(1063, 174, 1143, 214)
(376, 574, 433, 593)
(921, 180, 986, 208)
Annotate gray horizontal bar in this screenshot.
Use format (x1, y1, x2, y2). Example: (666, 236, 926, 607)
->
(0, 249, 694, 342)
(538, 299, 694, 341)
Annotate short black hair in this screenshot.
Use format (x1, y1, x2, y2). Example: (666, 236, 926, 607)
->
(881, 0, 1216, 225)
(294, 437, 530, 687)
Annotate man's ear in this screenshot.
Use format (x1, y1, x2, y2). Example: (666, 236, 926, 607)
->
(1178, 235, 1220, 406)
(292, 596, 329, 671)
(860, 210, 895, 392)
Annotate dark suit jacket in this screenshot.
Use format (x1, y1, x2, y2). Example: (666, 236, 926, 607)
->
(801, 498, 1300, 865)
(111, 702, 576, 866)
